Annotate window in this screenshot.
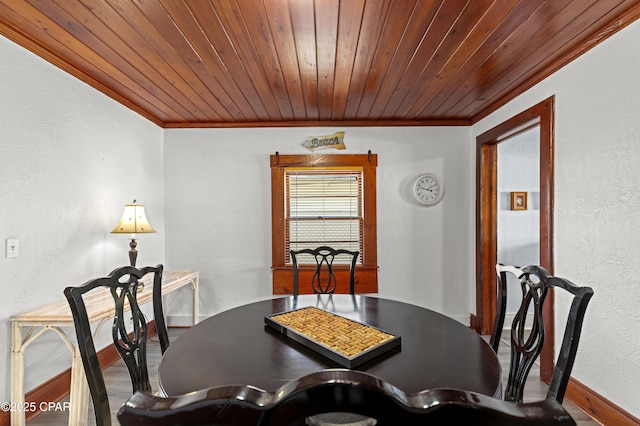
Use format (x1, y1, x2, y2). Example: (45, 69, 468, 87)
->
(271, 154, 378, 294)
(286, 168, 363, 264)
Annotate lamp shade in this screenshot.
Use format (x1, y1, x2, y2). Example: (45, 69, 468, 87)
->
(111, 200, 156, 234)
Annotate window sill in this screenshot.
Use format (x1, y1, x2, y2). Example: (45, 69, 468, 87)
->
(271, 266, 378, 294)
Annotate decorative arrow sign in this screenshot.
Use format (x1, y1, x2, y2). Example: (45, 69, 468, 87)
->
(302, 131, 346, 151)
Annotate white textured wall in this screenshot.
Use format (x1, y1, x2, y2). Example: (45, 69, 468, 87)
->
(163, 126, 475, 322)
(473, 20, 640, 418)
(0, 36, 164, 402)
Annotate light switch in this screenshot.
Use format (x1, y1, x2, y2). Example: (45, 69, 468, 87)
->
(6, 238, 19, 258)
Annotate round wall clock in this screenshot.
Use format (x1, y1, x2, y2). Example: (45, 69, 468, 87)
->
(411, 173, 444, 206)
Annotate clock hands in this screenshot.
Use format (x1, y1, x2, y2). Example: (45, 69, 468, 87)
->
(418, 182, 438, 193)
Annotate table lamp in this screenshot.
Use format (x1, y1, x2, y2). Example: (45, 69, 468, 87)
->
(111, 200, 156, 267)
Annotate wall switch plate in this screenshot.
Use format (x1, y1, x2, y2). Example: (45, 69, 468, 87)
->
(6, 238, 19, 258)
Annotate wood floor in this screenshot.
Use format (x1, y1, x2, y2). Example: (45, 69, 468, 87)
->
(29, 328, 598, 425)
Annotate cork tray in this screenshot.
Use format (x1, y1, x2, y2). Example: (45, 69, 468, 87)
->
(265, 306, 401, 368)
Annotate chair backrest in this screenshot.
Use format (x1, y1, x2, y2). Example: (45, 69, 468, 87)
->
(489, 264, 524, 353)
(117, 369, 576, 426)
(290, 246, 359, 295)
(64, 264, 169, 426)
(491, 264, 594, 403)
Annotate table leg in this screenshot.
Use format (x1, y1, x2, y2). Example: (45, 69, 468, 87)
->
(191, 275, 199, 324)
(11, 322, 25, 426)
(67, 348, 89, 426)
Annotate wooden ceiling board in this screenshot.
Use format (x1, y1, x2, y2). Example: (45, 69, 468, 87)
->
(315, 0, 339, 121)
(71, 0, 213, 121)
(456, 0, 634, 120)
(393, 0, 498, 120)
(1, 0, 639, 128)
(445, 0, 577, 119)
(82, 0, 202, 120)
(289, 0, 320, 120)
(211, 0, 287, 121)
(193, 0, 275, 121)
(371, 0, 465, 120)
(427, 0, 545, 118)
(408, 0, 523, 119)
(105, 0, 229, 121)
(342, 0, 391, 120)
(263, 0, 308, 121)
(330, 0, 365, 120)
(352, 0, 419, 119)
(156, 0, 254, 121)
(233, 0, 297, 120)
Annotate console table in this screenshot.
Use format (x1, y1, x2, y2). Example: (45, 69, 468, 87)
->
(10, 269, 199, 426)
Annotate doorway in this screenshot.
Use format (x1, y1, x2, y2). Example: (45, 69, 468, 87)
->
(474, 97, 555, 381)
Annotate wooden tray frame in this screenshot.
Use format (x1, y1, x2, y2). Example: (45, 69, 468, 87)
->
(265, 306, 401, 368)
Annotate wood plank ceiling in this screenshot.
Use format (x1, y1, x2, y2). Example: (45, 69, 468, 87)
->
(1, 0, 639, 128)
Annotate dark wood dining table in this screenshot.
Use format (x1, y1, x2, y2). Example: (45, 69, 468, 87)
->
(158, 294, 502, 398)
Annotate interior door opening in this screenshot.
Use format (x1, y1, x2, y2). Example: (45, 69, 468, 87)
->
(497, 126, 540, 321)
(474, 97, 555, 382)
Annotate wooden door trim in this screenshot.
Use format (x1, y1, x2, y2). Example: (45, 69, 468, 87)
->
(474, 96, 555, 381)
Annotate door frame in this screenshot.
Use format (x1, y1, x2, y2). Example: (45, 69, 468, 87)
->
(474, 96, 555, 381)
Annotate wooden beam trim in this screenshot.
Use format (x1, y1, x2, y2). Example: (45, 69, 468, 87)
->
(163, 119, 472, 128)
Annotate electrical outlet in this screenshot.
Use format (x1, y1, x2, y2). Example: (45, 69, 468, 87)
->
(6, 238, 19, 258)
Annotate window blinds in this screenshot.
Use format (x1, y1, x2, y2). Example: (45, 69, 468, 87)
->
(285, 168, 363, 264)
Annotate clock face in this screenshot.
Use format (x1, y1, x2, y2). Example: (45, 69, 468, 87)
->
(412, 174, 444, 206)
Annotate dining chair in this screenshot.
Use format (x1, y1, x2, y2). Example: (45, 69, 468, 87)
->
(490, 264, 594, 403)
(64, 264, 169, 426)
(117, 369, 576, 425)
(290, 246, 359, 295)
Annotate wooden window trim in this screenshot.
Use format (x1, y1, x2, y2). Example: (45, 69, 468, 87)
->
(271, 154, 378, 294)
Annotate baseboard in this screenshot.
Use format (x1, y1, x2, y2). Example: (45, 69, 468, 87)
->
(469, 313, 479, 331)
(22, 369, 73, 423)
(566, 377, 640, 426)
(0, 321, 157, 426)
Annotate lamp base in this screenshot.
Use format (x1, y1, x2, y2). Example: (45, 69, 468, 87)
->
(128, 238, 144, 291)
(128, 238, 138, 267)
